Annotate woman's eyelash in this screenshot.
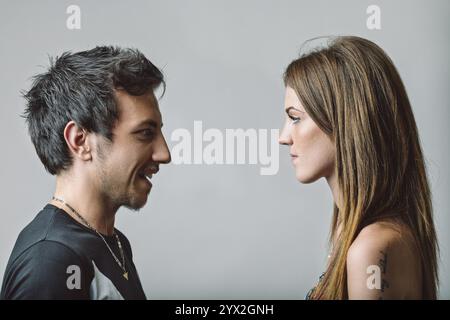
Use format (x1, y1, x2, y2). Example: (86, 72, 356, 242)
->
(288, 114, 300, 124)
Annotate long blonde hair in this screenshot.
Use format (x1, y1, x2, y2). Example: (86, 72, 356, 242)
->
(284, 36, 438, 299)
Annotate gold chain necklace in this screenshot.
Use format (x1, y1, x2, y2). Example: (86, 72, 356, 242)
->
(52, 196, 129, 280)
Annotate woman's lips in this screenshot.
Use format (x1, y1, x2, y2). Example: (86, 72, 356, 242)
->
(290, 153, 298, 163)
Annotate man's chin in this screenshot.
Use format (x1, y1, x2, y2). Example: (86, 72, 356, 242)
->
(123, 192, 150, 211)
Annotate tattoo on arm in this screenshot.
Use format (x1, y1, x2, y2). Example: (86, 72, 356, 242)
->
(378, 250, 389, 298)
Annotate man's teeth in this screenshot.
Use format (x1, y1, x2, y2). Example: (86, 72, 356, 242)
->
(139, 173, 152, 180)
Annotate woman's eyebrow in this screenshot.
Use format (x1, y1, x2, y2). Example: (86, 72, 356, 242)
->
(285, 106, 305, 114)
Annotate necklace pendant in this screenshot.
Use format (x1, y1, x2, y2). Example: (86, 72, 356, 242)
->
(123, 272, 128, 280)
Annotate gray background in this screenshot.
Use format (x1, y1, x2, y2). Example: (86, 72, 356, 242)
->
(0, 0, 449, 299)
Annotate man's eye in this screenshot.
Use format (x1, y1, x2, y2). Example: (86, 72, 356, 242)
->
(288, 115, 300, 124)
(140, 129, 155, 138)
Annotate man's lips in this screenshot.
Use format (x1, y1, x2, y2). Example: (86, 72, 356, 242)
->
(138, 166, 159, 182)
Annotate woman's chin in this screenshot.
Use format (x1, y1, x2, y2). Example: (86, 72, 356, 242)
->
(295, 170, 319, 184)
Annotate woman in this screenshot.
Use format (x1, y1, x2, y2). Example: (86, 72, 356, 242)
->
(279, 36, 438, 299)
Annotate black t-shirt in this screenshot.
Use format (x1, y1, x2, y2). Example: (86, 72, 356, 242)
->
(1, 204, 146, 300)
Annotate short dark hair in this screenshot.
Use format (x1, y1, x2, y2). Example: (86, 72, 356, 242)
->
(22, 46, 165, 175)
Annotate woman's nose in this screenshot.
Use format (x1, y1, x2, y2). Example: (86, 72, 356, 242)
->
(279, 123, 293, 145)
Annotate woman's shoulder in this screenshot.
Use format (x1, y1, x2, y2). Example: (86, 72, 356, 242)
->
(346, 220, 422, 299)
(350, 220, 407, 251)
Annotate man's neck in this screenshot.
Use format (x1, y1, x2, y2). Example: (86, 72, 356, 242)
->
(50, 172, 118, 236)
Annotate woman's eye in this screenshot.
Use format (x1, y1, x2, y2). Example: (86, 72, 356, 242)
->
(289, 115, 300, 124)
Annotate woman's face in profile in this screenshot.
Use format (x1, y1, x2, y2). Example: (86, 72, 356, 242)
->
(279, 86, 336, 183)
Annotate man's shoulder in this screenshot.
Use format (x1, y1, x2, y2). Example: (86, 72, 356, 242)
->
(7, 204, 93, 268)
(9, 239, 84, 269)
(0, 204, 95, 300)
(8, 205, 60, 262)
(1, 239, 92, 300)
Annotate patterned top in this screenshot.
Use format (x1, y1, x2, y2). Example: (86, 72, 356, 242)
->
(305, 272, 326, 300)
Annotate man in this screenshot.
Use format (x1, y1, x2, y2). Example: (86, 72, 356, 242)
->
(0, 46, 171, 299)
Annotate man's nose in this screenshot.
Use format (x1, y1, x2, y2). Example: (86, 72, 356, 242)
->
(153, 134, 171, 164)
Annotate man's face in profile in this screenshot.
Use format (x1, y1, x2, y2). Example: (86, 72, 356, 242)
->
(94, 89, 171, 210)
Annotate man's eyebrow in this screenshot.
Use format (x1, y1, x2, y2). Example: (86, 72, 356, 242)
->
(135, 119, 163, 129)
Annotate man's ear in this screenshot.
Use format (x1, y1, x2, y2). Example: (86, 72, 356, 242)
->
(63, 121, 92, 161)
